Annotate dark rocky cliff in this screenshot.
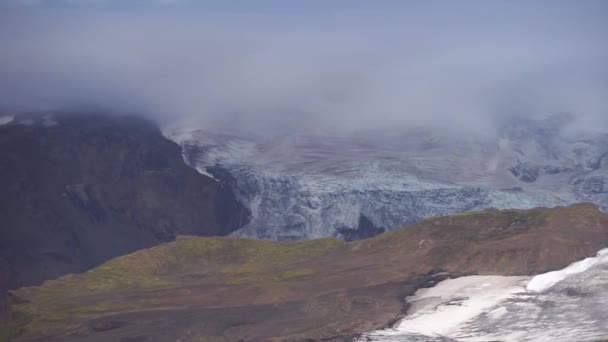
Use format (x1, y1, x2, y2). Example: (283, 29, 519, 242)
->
(0, 113, 249, 310)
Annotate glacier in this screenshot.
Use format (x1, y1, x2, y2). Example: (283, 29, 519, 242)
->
(358, 248, 608, 342)
(164, 114, 608, 240)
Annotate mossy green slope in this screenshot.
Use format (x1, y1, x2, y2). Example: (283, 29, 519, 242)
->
(1, 236, 345, 339)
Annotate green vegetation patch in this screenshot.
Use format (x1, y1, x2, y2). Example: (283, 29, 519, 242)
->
(220, 237, 343, 285)
(4, 236, 345, 339)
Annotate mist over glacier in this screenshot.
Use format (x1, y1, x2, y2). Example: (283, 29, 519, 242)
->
(1, 1, 607, 240)
(0, 0, 607, 137)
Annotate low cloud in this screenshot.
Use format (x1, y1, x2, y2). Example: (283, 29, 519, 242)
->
(0, 1, 606, 135)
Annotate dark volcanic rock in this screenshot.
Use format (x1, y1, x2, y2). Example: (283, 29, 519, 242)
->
(0, 113, 249, 303)
(509, 161, 540, 183)
(337, 214, 386, 241)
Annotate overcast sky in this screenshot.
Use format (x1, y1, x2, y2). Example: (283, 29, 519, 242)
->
(0, 0, 606, 135)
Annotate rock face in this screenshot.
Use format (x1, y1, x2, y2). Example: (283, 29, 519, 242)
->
(0, 113, 250, 304)
(2, 204, 607, 341)
(166, 114, 607, 241)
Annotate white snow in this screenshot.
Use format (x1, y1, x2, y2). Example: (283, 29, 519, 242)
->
(360, 249, 608, 342)
(197, 168, 217, 179)
(389, 276, 527, 336)
(0, 115, 14, 126)
(526, 248, 608, 292)
(487, 306, 508, 320)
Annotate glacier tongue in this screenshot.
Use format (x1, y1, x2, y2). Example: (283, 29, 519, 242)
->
(162, 123, 585, 241)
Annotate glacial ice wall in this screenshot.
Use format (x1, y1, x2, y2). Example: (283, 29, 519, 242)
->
(163, 122, 588, 240)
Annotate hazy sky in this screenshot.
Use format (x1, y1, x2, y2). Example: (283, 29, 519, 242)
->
(1, 0, 606, 135)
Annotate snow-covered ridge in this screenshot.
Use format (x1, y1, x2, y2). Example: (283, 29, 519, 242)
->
(360, 248, 608, 342)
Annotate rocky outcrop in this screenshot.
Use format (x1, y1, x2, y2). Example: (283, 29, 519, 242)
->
(0, 113, 249, 306)
(508, 161, 540, 183)
(337, 214, 386, 241)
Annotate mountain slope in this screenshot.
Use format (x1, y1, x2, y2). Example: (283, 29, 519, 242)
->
(3, 203, 607, 341)
(0, 113, 250, 311)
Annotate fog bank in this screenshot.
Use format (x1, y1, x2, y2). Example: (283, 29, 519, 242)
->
(1, 1, 606, 135)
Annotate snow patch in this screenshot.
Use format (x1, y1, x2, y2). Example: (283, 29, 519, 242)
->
(526, 248, 608, 292)
(391, 276, 527, 336)
(360, 249, 608, 341)
(194, 166, 217, 180)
